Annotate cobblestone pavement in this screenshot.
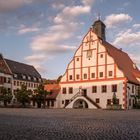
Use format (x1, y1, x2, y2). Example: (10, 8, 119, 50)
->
(0, 109, 140, 140)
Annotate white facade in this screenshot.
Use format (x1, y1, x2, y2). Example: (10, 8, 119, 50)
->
(56, 28, 139, 109)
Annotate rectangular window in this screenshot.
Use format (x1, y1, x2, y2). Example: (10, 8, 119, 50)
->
(84, 73, 87, 79)
(4, 77, 6, 83)
(76, 74, 80, 80)
(117, 99, 119, 105)
(132, 85, 134, 93)
(92, 86, 97, 93)
(14, 81, 16, 86)
(100, 54, 103, 58)
(91, 73, 95, 78)
(96, 98, 100, 103)
(20, 82, 22, 86)
(69, 75, 72, 80)
(17, 81, 19, 86)
(62, 87, 66, 94)
(76, 58, 79, 61)
(112, 84, 117, 92)
(107, 99, 111, 105)
(69, 87, 73, 94)
(109, 71, 113, 76)
(99, 72, 103, 77)
(7, 78, 11, 83)
(51, 101, 54, 107)
(102, 85, 107, 93)
(62, 100, 64, 104)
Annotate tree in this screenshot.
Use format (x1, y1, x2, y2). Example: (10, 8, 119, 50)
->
(57, 75, 62, 83)
(16, 85, 32, 107)
(0, 87, 12, 107)
(112, 92, 118, 105)
(33, 84, 49, 108)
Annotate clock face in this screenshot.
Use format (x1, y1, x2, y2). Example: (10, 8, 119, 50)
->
(87, 50, 92, 59)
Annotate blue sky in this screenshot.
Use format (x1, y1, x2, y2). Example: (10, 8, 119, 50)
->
(0, 0, 140, 79)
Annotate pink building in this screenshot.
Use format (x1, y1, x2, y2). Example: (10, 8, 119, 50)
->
(56, 19, 140, 109)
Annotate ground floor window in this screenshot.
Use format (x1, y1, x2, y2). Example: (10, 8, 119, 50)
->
(107, 99, 111, 105)
(96, 98, 100, 103)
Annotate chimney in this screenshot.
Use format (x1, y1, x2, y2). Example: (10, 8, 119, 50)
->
(92, 19, 106, 41)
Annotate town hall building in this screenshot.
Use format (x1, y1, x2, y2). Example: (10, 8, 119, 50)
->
(56, 19, 140, 109)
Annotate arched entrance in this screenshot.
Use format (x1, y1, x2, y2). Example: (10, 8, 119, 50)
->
(73, 99, 88, 109)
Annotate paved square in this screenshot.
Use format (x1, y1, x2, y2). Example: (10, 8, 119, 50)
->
(0, 109, 140, 140)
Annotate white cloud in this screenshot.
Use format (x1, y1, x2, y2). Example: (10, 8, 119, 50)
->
(52, 3, 65, 10)
(0, 0, 32, 12)
(18, 25, 40, 34)
(25, 54, 46, 62)
(104, 13, 132, 28)
(54, 5, 90, 24)
(26, 0, 94, 76)
(113, 29, 140, 47)
(82, 0, 95, 5)
(133, 24, 140, 29)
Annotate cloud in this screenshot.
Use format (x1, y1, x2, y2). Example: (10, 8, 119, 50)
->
(113, 29, 140, 47)
(30, 32, 76, 53)
(25, 54, 48, 74)
(54, 5, 91, 24)
(104, 13, 132, 28)
(133, 24, 140, 29)
(82, 0, 95, 5)
(25, 54, 47, 62)
(52, 3, 65, 10)
(18, 25, 40, 34)
(0, 0, 32, 12)
(25, 0, 94, 76)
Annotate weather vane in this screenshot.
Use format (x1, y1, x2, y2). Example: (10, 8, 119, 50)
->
(97, 13, 101, 20)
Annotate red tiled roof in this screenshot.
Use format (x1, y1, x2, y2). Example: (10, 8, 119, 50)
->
(44, 84, 60, 99)
(103, 42, 140, 85)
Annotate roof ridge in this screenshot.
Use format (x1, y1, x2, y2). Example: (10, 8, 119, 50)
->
(5, 58, 34, 68)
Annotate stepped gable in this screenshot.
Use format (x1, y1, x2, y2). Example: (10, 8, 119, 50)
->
(103, 41, 140, 84)
(5, 59, 41, 78)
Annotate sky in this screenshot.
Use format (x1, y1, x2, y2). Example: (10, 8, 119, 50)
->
(0, 0, 140, 79)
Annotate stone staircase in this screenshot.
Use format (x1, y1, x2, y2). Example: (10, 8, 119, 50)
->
(64, 91, 101, 109)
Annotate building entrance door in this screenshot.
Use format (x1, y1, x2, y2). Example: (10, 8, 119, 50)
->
(73, 99, 88, 109)
(82, 89, 87, 97)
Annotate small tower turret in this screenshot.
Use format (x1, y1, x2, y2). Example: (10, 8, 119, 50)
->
(92, 17, 106, 41)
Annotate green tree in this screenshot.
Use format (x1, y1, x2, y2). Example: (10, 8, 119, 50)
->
(0, 87, 12, 107)
(57, 75, 62, 83)
(16, 85, 32, 107)
(112, 92, 118, 105)
(34, 84, 49, 108)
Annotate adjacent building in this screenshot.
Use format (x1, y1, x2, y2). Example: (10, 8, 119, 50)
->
(56, 19, 140, 109)
(0, 54, 42, 101)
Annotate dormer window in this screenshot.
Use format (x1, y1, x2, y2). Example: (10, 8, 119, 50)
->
(28, 76, 31, 80)
(39, 78, 42, 82)
(34, 77, 36, 81)
(14, 74, 17, 78)
(22, 75, 26, 79)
